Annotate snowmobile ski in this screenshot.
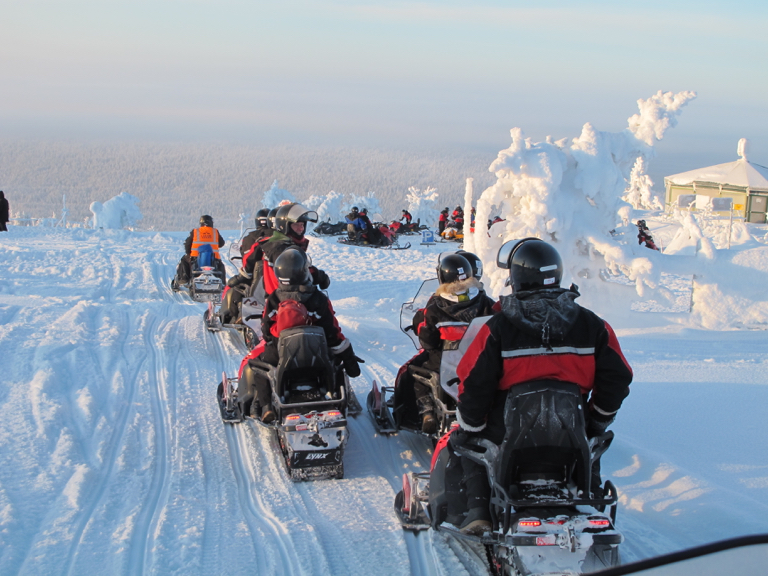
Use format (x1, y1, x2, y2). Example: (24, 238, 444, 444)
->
(366, 380, 398, 435)
(204, 302, 223, 332)
(336, 237, 411, 250)
(217, 372, 243, 423)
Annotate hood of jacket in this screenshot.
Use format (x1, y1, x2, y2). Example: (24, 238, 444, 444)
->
(500, 286, 582, 349)
(433, 277, 489, 323)
(275, 283, 316, 305)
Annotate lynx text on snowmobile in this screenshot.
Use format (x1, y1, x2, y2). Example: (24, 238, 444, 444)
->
(217, 326, 352, 481)
(394, 380, 623, 576)
(366, 281, 487, 439)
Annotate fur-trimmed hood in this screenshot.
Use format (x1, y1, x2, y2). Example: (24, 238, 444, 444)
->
(435, 277, 482, 302)
(499, 286, 582, 349)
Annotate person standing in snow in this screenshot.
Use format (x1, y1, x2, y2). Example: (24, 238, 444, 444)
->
(0, 191, 9, 231)
(438, 207, 449, 236)
(451, 238, 632, 535)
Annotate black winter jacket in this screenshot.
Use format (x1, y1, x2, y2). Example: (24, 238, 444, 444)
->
(456, 286, 632, 436)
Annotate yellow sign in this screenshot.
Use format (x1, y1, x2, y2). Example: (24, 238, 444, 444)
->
(734, 204, 744, 210)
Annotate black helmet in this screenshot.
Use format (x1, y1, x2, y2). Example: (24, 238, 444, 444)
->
(268, 207, 279, 229)
(200, 215, 213, 227)
(455, 205, 461, 211)
(436, 253, 472, 284)
(255, 208, 270, 228)
(637, 219, 647, 228)
(275, 203, 318, 237)
(273, 248, 311, 286)
(351, 206, 359, 213)
(456, 250, 483, 279)
(497, 238, 563, 292)
(360, 207, 368, 215)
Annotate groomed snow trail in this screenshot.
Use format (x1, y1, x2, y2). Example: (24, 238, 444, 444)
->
(3, 227, 767, 576)
(0, 228, 487, 576)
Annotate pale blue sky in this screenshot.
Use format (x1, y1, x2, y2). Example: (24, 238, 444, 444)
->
(2, 0, 766, 175)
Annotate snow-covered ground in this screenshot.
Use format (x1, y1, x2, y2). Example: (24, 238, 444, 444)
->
(1, 222, 767, 575)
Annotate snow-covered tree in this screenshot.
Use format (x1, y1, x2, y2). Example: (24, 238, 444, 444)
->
(304, 190, 345, 223)
(261, 180, 296, 208)
(405, 185, 440, 229)
(463, 90, 696, 301)
(623, 156, 662, 210)
(90, 192, 143, 229)
(344, 191, 383, 221)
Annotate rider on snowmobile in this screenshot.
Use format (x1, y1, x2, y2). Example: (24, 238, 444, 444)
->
(394, 253, 495, 434)
(174, 215, 226, 286)
(236, 248, 361, 423)
(452, 238, 633, 535)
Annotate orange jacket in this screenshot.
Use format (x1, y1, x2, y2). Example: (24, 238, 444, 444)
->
(190, 226, 221, 258)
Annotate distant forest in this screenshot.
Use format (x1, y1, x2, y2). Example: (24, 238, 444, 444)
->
(0, 140, 498, 230)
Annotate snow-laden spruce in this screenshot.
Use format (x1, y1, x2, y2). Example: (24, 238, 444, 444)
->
(462, 90, 696, 301)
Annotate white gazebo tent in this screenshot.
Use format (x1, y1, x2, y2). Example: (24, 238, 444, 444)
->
(664, 139, 768, 222)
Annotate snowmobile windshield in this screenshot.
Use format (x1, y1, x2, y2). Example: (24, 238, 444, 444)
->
(400, 278, 439, 349)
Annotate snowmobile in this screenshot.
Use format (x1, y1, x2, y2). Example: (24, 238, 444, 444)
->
(217, 325, 351, 481)
(205, 275, 265, 349)
(394, 380, 623, 576)
(337, 225, 410, 250)
(310, 221, 348, 236)
(172, 245, 225, 304)
(389, 219, 428, 235)
(367, 281, 488, 439)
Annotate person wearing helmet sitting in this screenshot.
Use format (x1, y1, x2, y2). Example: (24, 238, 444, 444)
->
(173, 215, 226, 288)
(345, 206, 367, 242)
(232, 203, 330, 297)
(394, 253, 495, 434)
(240, 207, 273, 255)
(451, 238, 633, 535)
(236, 248, 362, 423)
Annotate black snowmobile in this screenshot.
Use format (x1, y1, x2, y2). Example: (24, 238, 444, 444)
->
(367, 280, 488, 439)
(205, 241, 264, 348)
(172, 244, 225, 304)
(394, 380, 623, 576)
(217, 325, 352, 481)
(310, 221, 348, 236)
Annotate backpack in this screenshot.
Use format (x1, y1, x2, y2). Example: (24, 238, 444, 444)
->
(274, 299, 310, 335)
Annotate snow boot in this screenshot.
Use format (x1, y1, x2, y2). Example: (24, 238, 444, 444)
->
(261, 404, 276, 424)
(459, 507, 492, 535)
(416, 397, 437, 434)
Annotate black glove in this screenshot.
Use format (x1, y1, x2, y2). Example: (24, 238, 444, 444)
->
(586, 404, 615, 438)
(337, 344, 363, 378)
(311, 268, 331, 290)
(449, 429, 473, 451)
(227, 274, 249, 288)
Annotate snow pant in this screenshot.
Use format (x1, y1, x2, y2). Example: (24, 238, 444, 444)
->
(0, 222, 7, 232)
(176, 254, 192, 282)
(393, 350, 440, 426)
(238, 344, 279, 417)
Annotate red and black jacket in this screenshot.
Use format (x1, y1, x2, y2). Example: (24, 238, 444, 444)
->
(456, 287, 632, 434)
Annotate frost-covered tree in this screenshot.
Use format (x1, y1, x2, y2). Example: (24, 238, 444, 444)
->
(345, 191, 383, 221)
(623, 156, 662, 210)
(261, 180, 296, 209)
(90, 192, 143, 229)
(463, 90, 696, 301)
(405, 185, 439, 228)
(304, 190, 345, 223)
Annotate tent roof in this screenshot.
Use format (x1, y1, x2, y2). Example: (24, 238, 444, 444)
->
(665, 140, 768, 191)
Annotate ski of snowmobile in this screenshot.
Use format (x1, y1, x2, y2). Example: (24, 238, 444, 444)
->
(217, 372, 243, 423)
(336, 237, 411, 250)
(366, 380, 399, 435)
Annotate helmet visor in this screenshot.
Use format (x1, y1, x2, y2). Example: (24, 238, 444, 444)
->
(496, 237, 539, 269)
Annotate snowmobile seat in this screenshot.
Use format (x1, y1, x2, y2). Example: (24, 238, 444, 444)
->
(274, 326, 340, 412)
(496, 380, 592, 497)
